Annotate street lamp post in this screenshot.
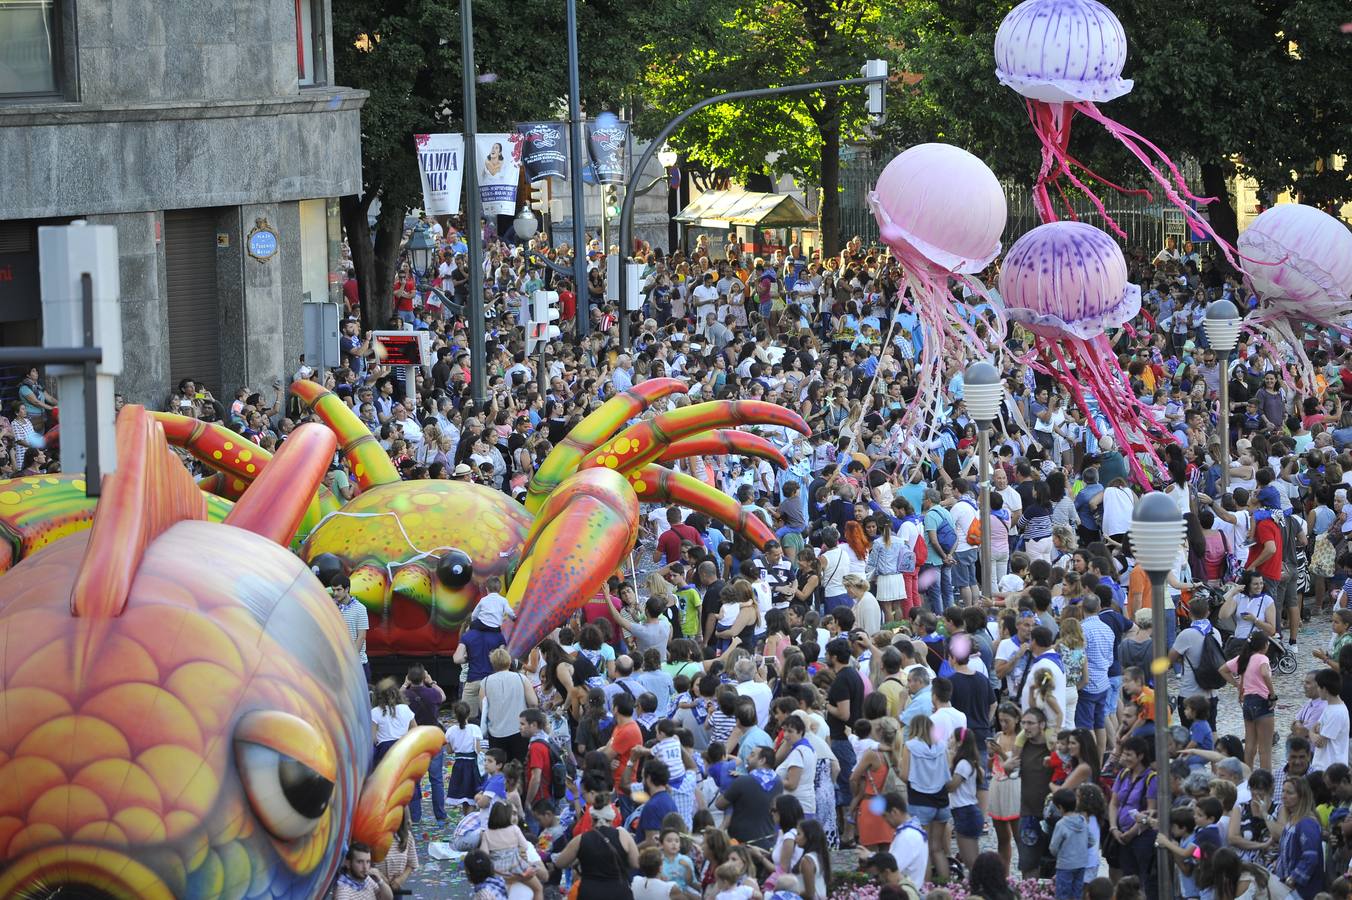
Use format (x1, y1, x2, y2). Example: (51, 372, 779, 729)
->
(459, 0, 487, 403)
(1130, 492, 1186, 900)
(565, 0, 588, 337)
(1203, 299, 1241, 496)
(616, 64, 889, 349)
(964, 361, 1002, 597)
(514, 210, 551, 397)
(657, 144, 679, 253)
(406, 223, 434, 292)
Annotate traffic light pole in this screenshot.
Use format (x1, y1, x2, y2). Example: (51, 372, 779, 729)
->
(565, 0, 589, 337)
(616, 71, 887, 349)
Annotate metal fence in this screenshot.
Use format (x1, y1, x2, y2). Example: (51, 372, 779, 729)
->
(837, 146, 1198, 253)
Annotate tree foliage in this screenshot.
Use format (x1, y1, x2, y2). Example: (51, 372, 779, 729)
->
(331, 0, 700, 323)
(636, 0, 893, 255)
(885, 0, 1352, 246)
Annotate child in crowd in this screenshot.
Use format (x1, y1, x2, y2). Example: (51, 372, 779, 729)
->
(446, 701, 484, 811)
(1047, 788, 1090, 900)
(1155, 805, 1201, 900)
(660, 826, 697, 893)
(478, 801, 544, 900)
(1179, 695, 1215, 768)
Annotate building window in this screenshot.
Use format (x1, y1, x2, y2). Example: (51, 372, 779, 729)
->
(0, 0, 62, 97)
(295, 0, 327, 87)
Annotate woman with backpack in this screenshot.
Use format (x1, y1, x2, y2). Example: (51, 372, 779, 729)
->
(866, 513, 908, 623)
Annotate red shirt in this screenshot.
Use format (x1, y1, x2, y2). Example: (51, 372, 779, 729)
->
(525, 736, 552, 805)
(342, 278, 360, 312)
(1246, 517, 1283, 580)
(609, 720, 642, 790)
(657, 523, 701, 564)
(559, 289, 576, 322)
(393, 277, 415, 312)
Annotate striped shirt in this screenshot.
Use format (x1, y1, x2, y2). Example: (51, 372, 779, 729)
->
(1080, 615, 1114, 694)
(337, 598, 370, 663)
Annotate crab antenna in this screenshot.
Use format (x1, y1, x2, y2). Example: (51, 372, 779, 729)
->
(525, 377, 687, 514)
(656, 430, 788, 469)
(580, 400, 809, 478)
(625, 463, 777, 548)
(291, 380, 401, 491)
(224, 424, 337, 546)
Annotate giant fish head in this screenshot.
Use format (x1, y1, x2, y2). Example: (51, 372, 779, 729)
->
(0, 408, 442, 900)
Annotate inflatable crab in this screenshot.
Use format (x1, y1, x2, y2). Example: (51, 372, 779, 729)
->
(0, 379, 807, 657)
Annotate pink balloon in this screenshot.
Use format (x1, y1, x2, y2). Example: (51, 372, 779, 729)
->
(998, 220, 1140, 340)
(869, 143, 1007, 275)
(1238, 204, 1352, 309)
(995, 0, 1133, 103)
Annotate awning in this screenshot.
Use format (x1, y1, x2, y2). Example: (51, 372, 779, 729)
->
(673, 190, 816, 228)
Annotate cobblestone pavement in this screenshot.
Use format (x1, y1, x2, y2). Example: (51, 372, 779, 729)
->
(402, 593, 1335, 898)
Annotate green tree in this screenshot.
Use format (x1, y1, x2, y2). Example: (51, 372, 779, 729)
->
(637, 0, 892, 256)
(886, 0, 1351, 247)
(332, 0, 700, 324)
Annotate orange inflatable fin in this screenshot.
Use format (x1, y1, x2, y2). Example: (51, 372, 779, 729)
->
(350, 726, 446, 861)
(71, 405, 207, 619)
(223, 423, 336, 546)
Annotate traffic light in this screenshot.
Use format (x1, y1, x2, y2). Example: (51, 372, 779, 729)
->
(603, 185, 620, 219)
(861, 58, 888, 125)
(529, 180, 548, 209)
(527, 289, 561, 354)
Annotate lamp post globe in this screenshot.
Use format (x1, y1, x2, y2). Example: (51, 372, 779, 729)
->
(1203, 298, 1241, 354)
(963, 361, 1003, 425)
(1130, 492, 1186, 574)
(514, 209, 539, 241)
(657, 144, 679, 169)
(406, 222, 434, 276)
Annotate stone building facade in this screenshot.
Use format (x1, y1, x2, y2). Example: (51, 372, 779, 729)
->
(0, 0, 365, 405)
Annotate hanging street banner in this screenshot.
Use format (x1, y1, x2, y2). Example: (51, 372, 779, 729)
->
(476, 133, 521, 216)
(514, 122, 568, 182)
(414, 133, 466, 216)
(586, 113, 629, 185)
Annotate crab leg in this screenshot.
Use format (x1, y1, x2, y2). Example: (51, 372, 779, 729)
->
(526, 378, 687, 514)
(506, 467, 639, 656)
(627, 463, 776, 548)
(656, 430, 788, 469)
(579, 400, 809, 477)
(291, 380, 401, 491)
(223, 423, 337, 546)
(150, 412, 272, 497)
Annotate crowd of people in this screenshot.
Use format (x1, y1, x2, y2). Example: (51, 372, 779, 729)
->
(14, 213, 1352, 900)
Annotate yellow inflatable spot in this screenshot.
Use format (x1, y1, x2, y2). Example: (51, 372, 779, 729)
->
(238, 450, 252, 462)
(615, 438, 630, 454)
(605, 455, 619, 468)
(72, 480, 86, 492)
(223, 442, 234, 451)
(413, 494, 439, 507)
(245, 465, 255, 474)
(633, 480, 647, 493)
(0, 491, 20, 505)
(233, 479, 245, 492)
(354, 464, 365, 478)
(212, 450, 222, 460)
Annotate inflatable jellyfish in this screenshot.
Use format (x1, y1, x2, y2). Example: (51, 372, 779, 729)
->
(868, 142, 1008, 438)
(994, 0, 1231, 253)
(1238, 204, 1352, 382)
(1000, 220, 1171, 486)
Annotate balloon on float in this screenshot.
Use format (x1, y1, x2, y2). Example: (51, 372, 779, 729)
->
(869, 142, 1008, 437)
(994, 0, 1233, 257)
(1000, 220, 1171, 485)
(1238, 203, 1352, 383)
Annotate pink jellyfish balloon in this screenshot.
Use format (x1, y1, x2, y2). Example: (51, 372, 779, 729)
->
(995, 0, 1232, 256)
(869, 143, 1007, 436)
(1000, 221, 1171, 485)
(1238, 203, 1352, 384)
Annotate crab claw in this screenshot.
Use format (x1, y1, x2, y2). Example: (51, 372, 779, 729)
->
(504, 468, 638, 657)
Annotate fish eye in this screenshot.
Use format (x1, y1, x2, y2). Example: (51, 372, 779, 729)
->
(436, 549, 474, 589)
(236, 740, 334, 841)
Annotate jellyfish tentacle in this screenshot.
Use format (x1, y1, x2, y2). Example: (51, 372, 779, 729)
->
(526, 378, 687, 512)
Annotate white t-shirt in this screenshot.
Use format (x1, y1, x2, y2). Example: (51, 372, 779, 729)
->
(889, 822, 928, 888)
(930, 706, 968, 745)
(776, 741, 818, 815)
(473, 592, 513, 628)
(372, 704, 416, 742)
(1315, 702, 1351, 771)
(952, 499, 979, 552)
(736, 681, 774, 730)
(949, 757, 978, 808)
(632, 876, 677, 900)
(996, 638, 1027, 695)
(818, 545, 849, 597)
(1020, 656, 1068, 730)
(1102, 486, 1135, 536)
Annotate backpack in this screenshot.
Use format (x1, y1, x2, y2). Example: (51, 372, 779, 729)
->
(966, 517, 982, 546)
(934, 513, 958, 553)
(881, 752, 905, 795)
(896, 538, 917, 574)
(1186, 624, 1229, 691)
(546, 741, 570, 802)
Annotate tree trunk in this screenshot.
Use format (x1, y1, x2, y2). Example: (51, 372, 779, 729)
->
(1200, 161, 1239, 257)
(339, 193, 374, 325)
(818, 90, 841, 258)
(339, 190, 403, 329)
